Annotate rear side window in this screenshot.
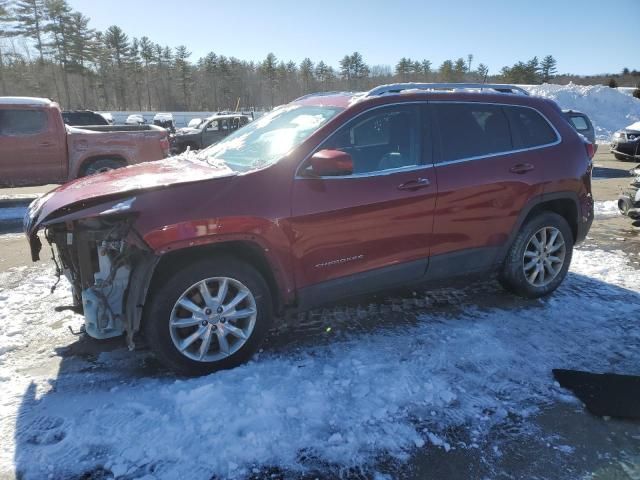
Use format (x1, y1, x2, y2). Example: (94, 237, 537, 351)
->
(505, 106, 558, 149)
(568, 115, 589, 131)
(434, 103, 512, 162)
(0, 109, 47, 135)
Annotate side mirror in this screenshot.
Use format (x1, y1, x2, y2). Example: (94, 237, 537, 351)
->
(308, 149, 353, 177)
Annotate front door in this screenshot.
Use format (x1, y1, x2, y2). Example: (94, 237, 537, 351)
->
(202, 118, 223, 147)
(289, 104, 437, 301)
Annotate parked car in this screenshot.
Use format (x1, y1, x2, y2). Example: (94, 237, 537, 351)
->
(618, 164, 640, 220)
(125, 114, 146, 125)
(62, 110, 109, 127)
(153, 112, 175, 133)
(0, 97, 170, 187)
(25, 83, 594, 375)
(611, 121, 640, 161)
(100, 112, 114, 125)
(562, 109, 596, 150)
(171, 113, 251, 153)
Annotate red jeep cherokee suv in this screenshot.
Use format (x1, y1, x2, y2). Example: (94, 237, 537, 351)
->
(25, 83, 594, 375)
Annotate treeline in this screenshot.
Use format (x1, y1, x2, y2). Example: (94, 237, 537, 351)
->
(0, 0, 636, 111)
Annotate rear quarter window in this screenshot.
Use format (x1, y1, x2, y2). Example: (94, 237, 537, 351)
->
(0, 109, 47, 135)
(434, 103, 512, 162)
(568, 115, 589, 131)
(504, 106, 558, 149)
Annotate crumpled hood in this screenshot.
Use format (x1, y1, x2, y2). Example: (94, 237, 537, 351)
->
(26, 155, 236, 235)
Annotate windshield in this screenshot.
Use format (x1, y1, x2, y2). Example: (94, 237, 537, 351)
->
(200, 105, 342, 171)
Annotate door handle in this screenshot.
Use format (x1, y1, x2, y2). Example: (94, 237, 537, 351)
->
(398, 178, 431, 191)
(509, 163, 535, 174)
(39, 142, 53, 147)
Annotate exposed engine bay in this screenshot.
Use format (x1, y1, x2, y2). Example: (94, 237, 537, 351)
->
(45, 216, 157, 348)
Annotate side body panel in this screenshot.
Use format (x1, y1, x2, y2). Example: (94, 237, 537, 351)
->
(66, 127, 167, 180)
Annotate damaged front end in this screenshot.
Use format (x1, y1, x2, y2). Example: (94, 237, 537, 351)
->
(29, 199, 158, 348)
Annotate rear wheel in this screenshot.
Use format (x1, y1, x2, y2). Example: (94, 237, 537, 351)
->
(80, 158, 126, 177)
(143, 257, 273, 376)
(499, 212, 573, 298)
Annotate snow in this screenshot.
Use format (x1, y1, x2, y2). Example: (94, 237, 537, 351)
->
(522, 83, 640, 143)
(593, 200, 620, 218)
(0, 247, 639, 479)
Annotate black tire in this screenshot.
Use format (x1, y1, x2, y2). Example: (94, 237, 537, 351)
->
(80, 158, 126, 177)
(499, 212, 574, 298)
(143, 257, 273, 376)
(614, 153, 637, 162)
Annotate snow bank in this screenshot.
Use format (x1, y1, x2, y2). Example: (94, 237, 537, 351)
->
(1, 249, 639, 479)
(523, 83, 640, 142)
(594, 200, 620, 219)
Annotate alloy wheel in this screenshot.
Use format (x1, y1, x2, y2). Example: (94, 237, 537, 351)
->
(169, 277, 257, 362)
(522, 226, 567, 287)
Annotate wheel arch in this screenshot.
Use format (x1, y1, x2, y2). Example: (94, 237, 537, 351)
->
(77, 155, 128, 178)
(147, 240, 286, 318)
(498, 192, 580, 265)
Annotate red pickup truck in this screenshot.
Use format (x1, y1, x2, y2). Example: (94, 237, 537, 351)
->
(0, 97, 170, 187)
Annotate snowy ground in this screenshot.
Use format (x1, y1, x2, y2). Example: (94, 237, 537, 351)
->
(523, 83, 640, 142)
(0, 244, 639, 479)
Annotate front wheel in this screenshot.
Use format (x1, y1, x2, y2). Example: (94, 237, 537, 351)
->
(143, 257, 273, 376)
(499, 212, 574, 298)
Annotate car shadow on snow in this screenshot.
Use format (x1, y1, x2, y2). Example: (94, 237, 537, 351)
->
(11, 262, 640, 480)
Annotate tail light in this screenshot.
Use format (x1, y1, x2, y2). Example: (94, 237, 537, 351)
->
(160, 136, 170, 157)
(585, 141, 595, 159)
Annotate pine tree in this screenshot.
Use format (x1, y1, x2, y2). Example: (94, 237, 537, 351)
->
(45, 0, 73, 106)
(453, 58, 466, 81)
(202, 51, 218, 109)
(0, 0, 12, 94)
(174, 45, 191, 109)
(395, 57, 411, 82)
(476, 63, 489, 82)
(540, 55, 557, 83)
(315, 60, 329, 90)
(67, 11, 94, 107)
(139, 36, 153, 108)
(103, 25, 129, 109)
(13, 0, 47, 63)
(299, 57, 313, 94)
(439, 60, 454, 81)
(421, 59, 432, 81)
(607, 77, 617, 88)
(339, 54, 351, 86)
(349, 52, 368, 90)
(260, 52, 277, 107)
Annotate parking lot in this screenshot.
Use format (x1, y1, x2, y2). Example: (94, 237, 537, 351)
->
(0, 148, 639, 479)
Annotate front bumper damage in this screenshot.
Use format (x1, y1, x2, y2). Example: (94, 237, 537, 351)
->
(29, 208, 158, 348)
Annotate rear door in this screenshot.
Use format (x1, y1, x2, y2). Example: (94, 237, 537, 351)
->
(427, 102, 553, 276)
(289, 103, 437, 300)
(0, 106, 65, 186)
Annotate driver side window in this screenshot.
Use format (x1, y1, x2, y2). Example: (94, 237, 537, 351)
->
(322, 105, 419, 175)
(206, 120, 219, 132)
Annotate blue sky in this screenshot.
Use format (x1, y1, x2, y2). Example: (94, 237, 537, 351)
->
(68, 0, 638, 76)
